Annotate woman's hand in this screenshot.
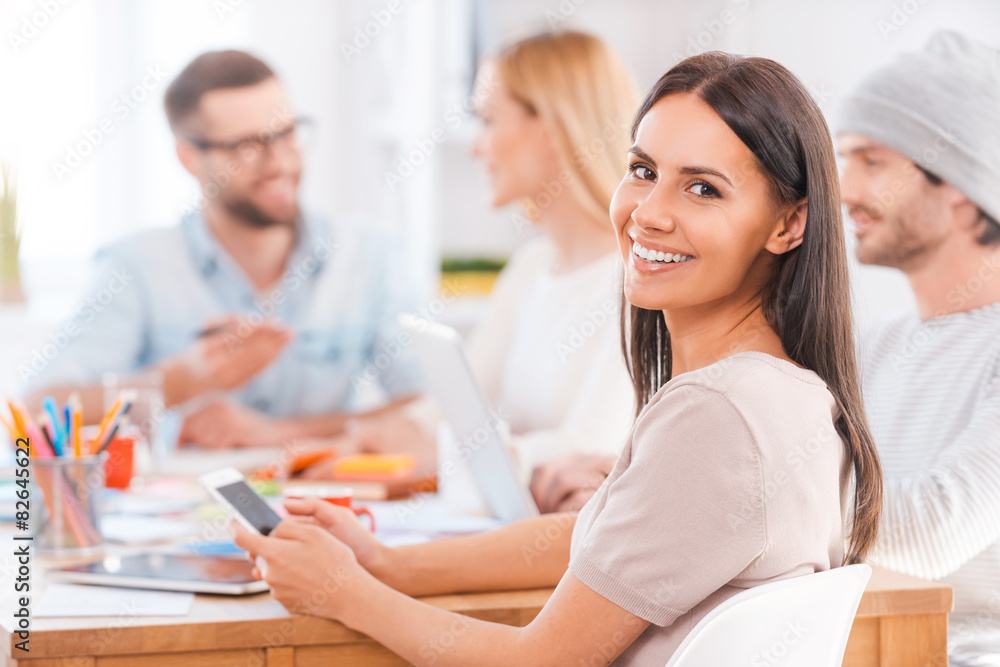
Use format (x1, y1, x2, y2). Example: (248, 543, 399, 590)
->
(231, 519, 374, 620)
(281, 497, 395, 583)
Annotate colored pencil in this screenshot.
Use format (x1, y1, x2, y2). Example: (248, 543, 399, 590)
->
(42, 397, 65, 456)
(6, 400, 27, 439)
(68, 392, 82, 457)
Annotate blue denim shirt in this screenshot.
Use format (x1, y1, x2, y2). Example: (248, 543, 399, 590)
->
(25, 212, 423, 416)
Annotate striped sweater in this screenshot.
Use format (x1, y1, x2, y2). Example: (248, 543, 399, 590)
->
(860, 301, 1000, 666)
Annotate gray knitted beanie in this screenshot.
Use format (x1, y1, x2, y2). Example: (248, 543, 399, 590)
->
(837, 31, 1000, 223)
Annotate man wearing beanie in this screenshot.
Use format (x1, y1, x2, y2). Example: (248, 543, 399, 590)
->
(838, 31, 1000, 666)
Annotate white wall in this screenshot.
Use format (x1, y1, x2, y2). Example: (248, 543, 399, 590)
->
(438, 0, 1000, 329)
(2, 0, 997, 335)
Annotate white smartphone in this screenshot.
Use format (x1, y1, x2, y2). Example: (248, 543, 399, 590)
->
(199, 467, 282, 575)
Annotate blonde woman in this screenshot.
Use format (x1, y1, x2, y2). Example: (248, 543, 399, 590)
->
(334, 32, 639, 484)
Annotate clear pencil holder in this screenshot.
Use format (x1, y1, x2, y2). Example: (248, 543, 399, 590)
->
(30, 455, 105, 556)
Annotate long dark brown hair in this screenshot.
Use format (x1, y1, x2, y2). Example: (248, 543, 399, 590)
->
(620, 52, 882, 564)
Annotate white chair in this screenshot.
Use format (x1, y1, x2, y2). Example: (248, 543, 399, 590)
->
(665, 563, 872, 667)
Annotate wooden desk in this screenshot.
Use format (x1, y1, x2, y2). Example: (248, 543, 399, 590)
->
(845, 566, 953, 666)
(2, 565, 952, 666)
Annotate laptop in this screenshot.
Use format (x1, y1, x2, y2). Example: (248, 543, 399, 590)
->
(399, 315, 539, 522)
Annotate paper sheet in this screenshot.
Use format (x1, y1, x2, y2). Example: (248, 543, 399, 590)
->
(102, 515, 200, 543)
(35, 583, 194, 617)
(103, 492, 201, 516)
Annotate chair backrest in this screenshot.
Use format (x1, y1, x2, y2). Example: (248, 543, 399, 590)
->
(664, 564, 872, 667)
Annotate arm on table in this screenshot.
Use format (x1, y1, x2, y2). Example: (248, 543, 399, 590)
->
(377, 512, 577, 596)
(234, 511, 646, 667)
(271, 498, 575, 596)
(179, 394, 420, 449)
(871, 367, 1000, 579)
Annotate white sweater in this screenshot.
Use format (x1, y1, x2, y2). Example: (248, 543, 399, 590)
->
(465, 237, 636, 476)
(860, 301, 1000, 666)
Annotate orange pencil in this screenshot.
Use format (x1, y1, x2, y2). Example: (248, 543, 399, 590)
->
(91, 398, 122, 454)
(97, 397, 121, 436)
(0, 412, 16, 441)
(68, 392, 82, 457)
(6, 400, 26, 439)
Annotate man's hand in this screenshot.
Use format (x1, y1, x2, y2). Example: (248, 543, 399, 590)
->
(160, 315, 291, 407)
(179, 400, 287, 449)
(530, 453, 617, 514)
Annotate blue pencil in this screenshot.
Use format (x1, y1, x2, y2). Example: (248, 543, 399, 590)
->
(42, 397, 65, 456)
(63, 405, 72, 454)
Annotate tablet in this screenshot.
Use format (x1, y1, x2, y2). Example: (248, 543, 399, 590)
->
(46, 553, 269, 595)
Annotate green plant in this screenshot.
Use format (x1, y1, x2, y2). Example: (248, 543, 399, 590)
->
(440, 256, 507, 273)
(0, 165, 24, 299)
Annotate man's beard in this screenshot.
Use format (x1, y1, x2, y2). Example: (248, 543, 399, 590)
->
(850, 203, 931, 269)
(221, 193, 300, 229)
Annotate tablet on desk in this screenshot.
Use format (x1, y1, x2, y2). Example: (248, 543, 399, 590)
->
(47, 553, 269, 596)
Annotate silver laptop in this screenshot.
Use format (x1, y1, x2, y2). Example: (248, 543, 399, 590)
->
(400, 315, 539, 522)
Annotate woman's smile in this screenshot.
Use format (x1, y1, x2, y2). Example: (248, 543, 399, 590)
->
(627, 235, 696, 274)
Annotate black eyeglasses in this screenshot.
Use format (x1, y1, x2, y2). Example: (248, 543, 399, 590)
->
(184, 117, 314, 162)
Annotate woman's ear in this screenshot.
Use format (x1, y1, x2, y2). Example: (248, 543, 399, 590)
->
(765, 199, 807, 255)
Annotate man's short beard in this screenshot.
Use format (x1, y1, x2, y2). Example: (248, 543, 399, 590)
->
(222, 194, 299, 229)
(852, 204, 933, 270)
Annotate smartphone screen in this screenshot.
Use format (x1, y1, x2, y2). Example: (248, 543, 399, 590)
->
(217, 480, 282, 535)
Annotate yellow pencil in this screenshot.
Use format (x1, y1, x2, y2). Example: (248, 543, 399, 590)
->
(68, 392, 82, 457)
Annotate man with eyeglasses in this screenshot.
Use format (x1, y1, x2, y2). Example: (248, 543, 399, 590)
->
(25, 50, 425, 451)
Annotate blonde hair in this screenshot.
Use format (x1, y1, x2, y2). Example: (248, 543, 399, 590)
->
(491, 31, 638, 226)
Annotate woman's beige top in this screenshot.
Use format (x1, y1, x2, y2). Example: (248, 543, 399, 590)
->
(569, 352, 851, 665)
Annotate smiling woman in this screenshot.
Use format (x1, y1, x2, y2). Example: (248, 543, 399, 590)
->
(617, 54, 882, 567)
(231, 51, 883, 667)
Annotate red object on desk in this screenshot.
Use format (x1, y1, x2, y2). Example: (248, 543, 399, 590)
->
(102, 435, 135, 489)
